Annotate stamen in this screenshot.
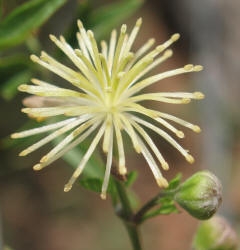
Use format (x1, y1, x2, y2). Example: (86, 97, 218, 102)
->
(129, 49, 173, 85)
(193, 91, 205, 99)
(118, 34, 129, 64)
(113, 114, 127, 175)
(115, 56, 154, 97)
(119, 113, 141, 153)
(30, 54, 99, 98)
(101, 40, 108, 59)
(49, 35, 93, 82)
(21, 106, 78, 117)
(99, 54, 111, 88)
(131, 115, 194, 164)
(101, 128, 113, 200)
(76, 32, 90, 60)
(102, 115, 112, 153)
(155, 33, 180, 54)
(33, 121, 101, 171)
(40, 118, 97, 163)
(87, 30, 104, 78)
(11, 118, 76, 138)
(31, 78, 56, 87)
(64, 122, 106, 192)
(130, 118, 169, 170)
(155, 117, 185, 138)
(77, 20, 95, 61)
(63, 106, 101, 116)
(122, 18, 142, 58)
(137, 134, 168, 188)
(108, 29, 117, 73)
(123, 64, 204, 98)
(74, 49, 105, 95)
(158, 112, 201, 133)
(18, 84, 90, 99)
(111, 24, 127, 77)
(19, 115, 91, 156)
(126, 38, 155, 71)
(40, 51, 81, 79)
(127, 94, 191, 104)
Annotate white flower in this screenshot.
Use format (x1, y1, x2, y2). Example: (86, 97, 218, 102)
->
(12, 18, 204, 199)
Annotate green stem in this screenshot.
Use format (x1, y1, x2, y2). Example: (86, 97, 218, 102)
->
(134, 194, 160, 223)
(134, 189, 177, 224)
(124, 222, 142, 250)
(114, 180, 143, 250)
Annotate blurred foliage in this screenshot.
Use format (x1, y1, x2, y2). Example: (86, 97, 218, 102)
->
(0, 54, 32, 100)
(0, 0, 143, 100)
(193, 216, 238, 250)
(0, 0, 67, 49)
(1, 70, 32, 100)
(65, 0, 143, 49)
(90, 0, 143, 40)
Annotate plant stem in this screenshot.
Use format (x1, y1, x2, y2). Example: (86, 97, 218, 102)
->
(114, 180, 143, 250)
(124, 222, 143, 250)
(134, 194, 160, 223)
(134, 189, 177, 224)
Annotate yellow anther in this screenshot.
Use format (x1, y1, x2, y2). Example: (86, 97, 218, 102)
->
(162, 162, 169, 171)
(157, 177, 169, 188)
(49, 34, 57, 42)
(194, 92, 205, 99)
(194, 65, 203, 72)
(30, 55, 39, 62)
(19, 150, 28, 156)
(192, 125, 201, 133)
(121, 24, 127, 33)
(176, 131, 185, 138)
(186, 154, 195, 164)
(77, 19, 83, 29)
(33, 164, 42, 171)
(184, 64, 194, 71)
(164, 49, 173, 57)
(64, 184, 72, 192)
(171, 33, 180, 42)
(182, 98, 191, 104)
(100, 192, 107, 200)
(40, 156, 48, 163)
(18, 85, 28, 91)
(136, 17, 142, 27)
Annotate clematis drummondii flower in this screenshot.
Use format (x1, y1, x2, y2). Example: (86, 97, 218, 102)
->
(12, 18, 204, 199)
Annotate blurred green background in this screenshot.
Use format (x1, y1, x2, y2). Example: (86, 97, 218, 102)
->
(0, 0, 240, 249)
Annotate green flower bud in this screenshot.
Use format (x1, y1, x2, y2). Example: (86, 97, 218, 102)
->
(193, 216, 238, 250)
(174, 171, 222, 220)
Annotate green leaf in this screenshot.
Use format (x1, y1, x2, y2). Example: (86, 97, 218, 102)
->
(79, 177, 116, 195)
(0, 0, 67, 49)
(1, 70, 32, 100)
(79, 178, 103, 193)
(125, 171, 138, 187)
(0, 1, 2, 20)
(88, 0, 143, 41)
(142, 202, 179, 221)
(127, 189, 140, 209)
(166, 173, 182, 191)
